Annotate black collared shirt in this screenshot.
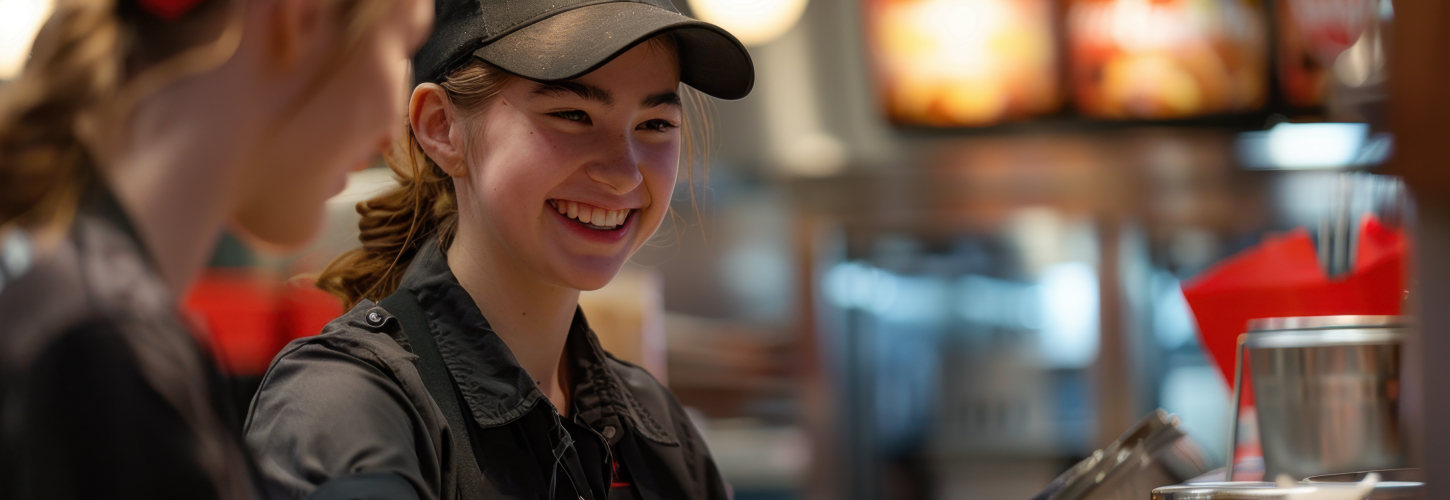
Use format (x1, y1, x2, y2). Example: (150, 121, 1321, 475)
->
(245, 240, 728, 500)
(0, 185, 262, 500)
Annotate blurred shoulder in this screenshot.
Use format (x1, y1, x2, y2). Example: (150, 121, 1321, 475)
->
(0, 218, 173, 371)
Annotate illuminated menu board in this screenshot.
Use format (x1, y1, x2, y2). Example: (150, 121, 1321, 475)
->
(1066, 0, 1269, 120)
(1277, 0, 1372, 107)
(866, 0, 1061, 127)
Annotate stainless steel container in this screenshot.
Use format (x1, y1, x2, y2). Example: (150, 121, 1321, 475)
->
(1225, 316, 1407, 481)
(1305, 469, 1424, 500)
(1153, 482, 1302, 500)
(1153, 478, 1422, 500)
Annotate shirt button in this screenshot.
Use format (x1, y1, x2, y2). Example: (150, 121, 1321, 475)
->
(602, 426, 616, 439)
(366, 311, 384, 326)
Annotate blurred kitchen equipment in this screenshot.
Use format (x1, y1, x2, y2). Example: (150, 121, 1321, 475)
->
(1225, 316, 1407, 481)
(1305, 468, 1421, 483)
(1153, 475, 1417, 500)
(1317, 174, 1407, 278)
(1154, 482, 1290, 500)
(1033, 410, 1211, 500)
(1182, 214, 1407, 412)
(1305, 468, 1424, 500)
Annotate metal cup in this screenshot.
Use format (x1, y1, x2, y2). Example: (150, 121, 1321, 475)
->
(1225, 316, 1407, 480)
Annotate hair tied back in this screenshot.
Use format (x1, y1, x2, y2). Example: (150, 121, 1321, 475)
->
(135, 0, 204, 22)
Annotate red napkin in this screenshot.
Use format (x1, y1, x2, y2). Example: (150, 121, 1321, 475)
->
(184, 271, 344, 376)
(1181, 215, 1406, 405)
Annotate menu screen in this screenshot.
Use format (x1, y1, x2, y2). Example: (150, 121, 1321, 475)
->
(1277, 0, 1371, 107)
(866, 0, 1061, 127)
(1066, 0, 1269, 120)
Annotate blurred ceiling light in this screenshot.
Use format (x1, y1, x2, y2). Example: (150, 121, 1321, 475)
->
(1268, 122, 1366, 167)
(1037, 261, 1099, 368)
(687, 0, 809, 47)
(0, 0, 53, 80)
(1237, 122, 1391, 170)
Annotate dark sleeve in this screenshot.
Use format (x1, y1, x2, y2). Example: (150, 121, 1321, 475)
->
(307, 472, 421, 500)
(244, 341, 435, 500)
(667, 399, 732, 500)
(10, 322, 220, 500)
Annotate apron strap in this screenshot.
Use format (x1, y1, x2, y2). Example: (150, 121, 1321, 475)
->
(380, 289, 486, 500)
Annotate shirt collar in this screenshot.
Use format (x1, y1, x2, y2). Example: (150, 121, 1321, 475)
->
(397, 239, 675, 444)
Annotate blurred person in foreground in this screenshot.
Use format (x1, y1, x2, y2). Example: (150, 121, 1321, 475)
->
(0, 0, 431, 497)
(241, 0, 753, 498)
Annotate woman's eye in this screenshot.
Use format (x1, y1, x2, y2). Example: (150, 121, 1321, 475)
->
(638, 119, 679, 132)
(552, 110, 591, 124)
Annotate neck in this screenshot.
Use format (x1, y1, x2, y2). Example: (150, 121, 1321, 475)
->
(104, 87, 251, 294)
(446, 228, 580, 416)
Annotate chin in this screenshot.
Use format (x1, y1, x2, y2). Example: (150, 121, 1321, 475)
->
(228, 209, 326, 254)
(556, 258, 629, 292)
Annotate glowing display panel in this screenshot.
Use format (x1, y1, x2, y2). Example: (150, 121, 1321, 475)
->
(866, 0, 1061, 127)
(1067, 0, 1269, 120)
(1277, 0, 1373, 108)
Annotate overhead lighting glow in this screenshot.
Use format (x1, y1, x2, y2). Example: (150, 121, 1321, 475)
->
(1267, 122, 1367, 168)
(1236, 122, 1389, 170)
(688, 0, 809, 47)
(0, 0, 54, 80)
(1037, 262, 1099, 368)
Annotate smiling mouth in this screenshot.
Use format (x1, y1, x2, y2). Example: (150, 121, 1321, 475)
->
(550, 200, 633, 230)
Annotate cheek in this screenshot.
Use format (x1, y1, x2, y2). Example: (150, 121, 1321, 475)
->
(358, 49, 407, 143)
(641, 143, 680, 199)
(472, 121, 571, 214)
(288, 56, 390, 175)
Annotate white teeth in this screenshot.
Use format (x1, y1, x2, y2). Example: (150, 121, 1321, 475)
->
(554, 200, 631, 229)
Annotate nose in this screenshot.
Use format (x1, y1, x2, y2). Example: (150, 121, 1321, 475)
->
(585, 133, 645, 194)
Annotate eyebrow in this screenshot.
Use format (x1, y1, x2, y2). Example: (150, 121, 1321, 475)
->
(532, 82, 614, 106)
(641, 91, 681, 109)
(531, 82, 682, 109)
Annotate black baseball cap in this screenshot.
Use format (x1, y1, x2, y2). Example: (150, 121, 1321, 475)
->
(413, 0, 755, 100)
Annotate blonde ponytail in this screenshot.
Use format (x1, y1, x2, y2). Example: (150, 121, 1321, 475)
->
(0, 0, 122, 233)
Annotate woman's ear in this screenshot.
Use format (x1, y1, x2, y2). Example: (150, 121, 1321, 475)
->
(410, 84, 467, 177)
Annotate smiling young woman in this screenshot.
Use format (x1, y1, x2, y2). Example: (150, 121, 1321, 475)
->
(0, 0, 431, 498)
(241, 0, 752, 499)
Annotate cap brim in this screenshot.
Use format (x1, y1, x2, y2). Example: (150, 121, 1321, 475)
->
(472, 2, 754, 100)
